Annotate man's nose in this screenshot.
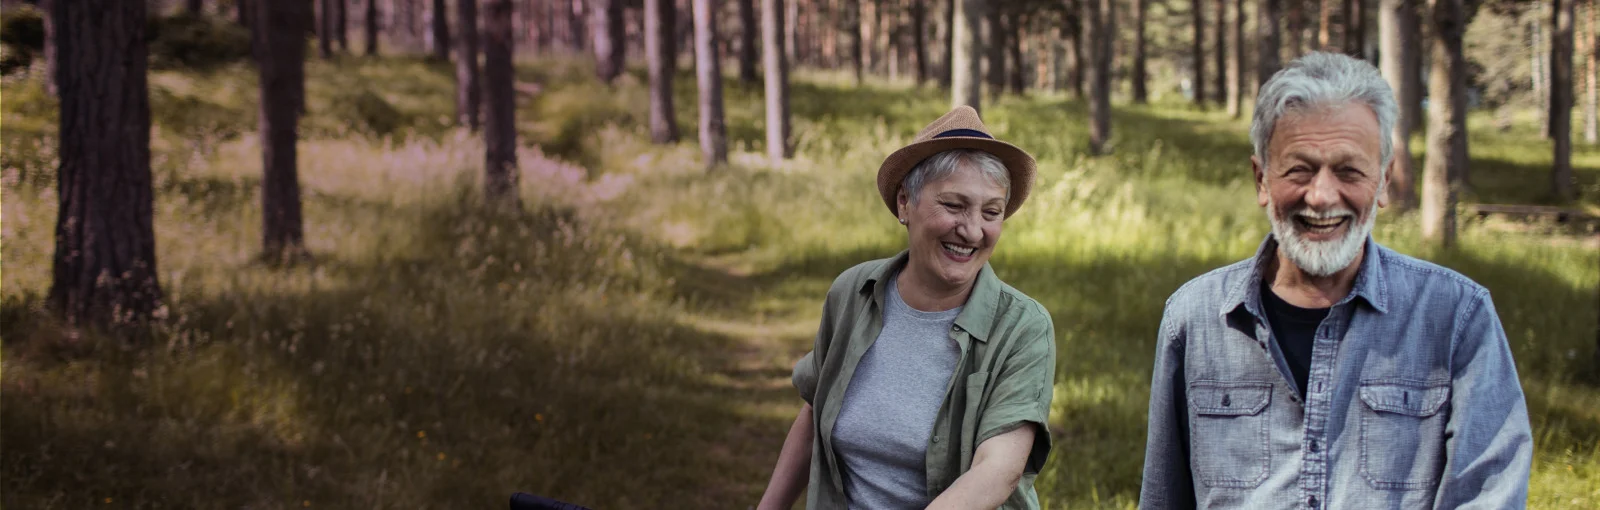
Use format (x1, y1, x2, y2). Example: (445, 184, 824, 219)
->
(1305, 168, 1340, 209)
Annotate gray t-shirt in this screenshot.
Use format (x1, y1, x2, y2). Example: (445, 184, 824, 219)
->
(832, 275, 962, 509)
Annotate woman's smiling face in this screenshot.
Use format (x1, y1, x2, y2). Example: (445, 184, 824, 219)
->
(898, 162, 1008, 293)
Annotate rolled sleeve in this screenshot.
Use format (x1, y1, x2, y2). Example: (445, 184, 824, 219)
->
(1433, 291, 1533, 509)
(792, 350, 819, 405)
(975, 309, 1056, 475)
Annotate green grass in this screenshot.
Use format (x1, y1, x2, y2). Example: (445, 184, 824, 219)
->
(3, 56, 1597, 509)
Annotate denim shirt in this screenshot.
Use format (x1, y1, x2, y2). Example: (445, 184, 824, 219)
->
(1139, 235, 1533, 509)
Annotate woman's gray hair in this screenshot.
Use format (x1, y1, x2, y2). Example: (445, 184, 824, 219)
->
(1250, 52, 1398, 174)
(900, 149, 1010, 205)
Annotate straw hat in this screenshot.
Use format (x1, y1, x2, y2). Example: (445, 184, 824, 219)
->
(876, 105, 1037, 220)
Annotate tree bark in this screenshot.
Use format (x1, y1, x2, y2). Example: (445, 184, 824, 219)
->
(336, 0, 349, 50)
(41, 0, 57, 97)
(1063, 3, 1083, 98)
(849, 0, 865, 83)
(1193, 0, 1207, 107)
(365, 0, 379, 55)
(763, 0, 791, 161)
(1006, 12, 1024, 94)
(1422, 0, 1474, 246)
(321, 0, 335, 58)
(457, 0, 481, 130)
(1380, 0, 1419, 210)
(483, 0, 520, 208)
(738, 0, 759, 83)
(1345, 0, 1364, 57)
(255, 0, 311, 261)
(237, 0, 251, 27)
(646, 0, 679, 143)
(1286, 0, 1305, 58)
(1132, 0, 1149, 102)
(1086, 0, 1113, 154)
(431, 0, 450, 60)
(50, 0, 162, 330)
(589, 0, 624, 83)
(1259, 0, 1282, 88)
(785, 0, 798, 65)
(1214, 0, 1227, 105)
(911, 0, 927, 85)
(985, 4, 1004, 100)
(1587, 0, 1597, 145)
(1554, 0, 1577, 200)
(693, 0, 727, 167)
(951, 0, 982, 110)
(941, 0, 955, 89)
(1227, 0, 1244, 116)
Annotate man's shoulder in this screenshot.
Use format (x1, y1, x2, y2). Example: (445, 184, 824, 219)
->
(1162, 256, 1257, 321)
(1373, 243, 1490, 303)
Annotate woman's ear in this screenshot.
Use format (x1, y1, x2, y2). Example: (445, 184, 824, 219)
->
(896, 189, 911, 223)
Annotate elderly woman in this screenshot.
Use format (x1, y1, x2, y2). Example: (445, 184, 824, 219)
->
(756, 106, 1057, 510)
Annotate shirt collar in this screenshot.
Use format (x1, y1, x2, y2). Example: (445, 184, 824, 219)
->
(1220, 233, 1391, 321)
(860, 250, 1003, 343)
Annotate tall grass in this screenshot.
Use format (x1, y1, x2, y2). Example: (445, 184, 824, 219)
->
(3, 56, 1597, 509)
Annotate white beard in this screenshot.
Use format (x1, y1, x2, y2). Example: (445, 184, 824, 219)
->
(1266, 195, 1377, 277)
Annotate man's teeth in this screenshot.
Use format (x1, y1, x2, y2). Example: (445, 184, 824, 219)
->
(1299, 216, 1347, 228)
(942, 243, 975, 256)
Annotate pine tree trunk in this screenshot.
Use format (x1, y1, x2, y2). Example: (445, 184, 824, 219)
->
(1422, 0, 1473, 246)
(1259, 0, 1282, 87)
(50, 0, 162, 330)
(483, 0, 520, 208)
(1132, 0, 1149, 102)
(1214, 0, 1227, 105)
(1286, 0, 1305, 58)
(321, 0, 335, 58)
(1586, 0, 1597, 145)
(237, 0, 250, 27)
(912, 0, 927, 85)
(1554, 0, 1577, 200)
(590, 0, 624, 83)
(850, 0, 865, 83)
(256, 0, 311, 261)
(786, 0, 798, 65)
(738, 0, 758, 83)
(763, 0, 791, 161)
(951, 0, 982, 110)
(693, 0, 727, 167)
(1063, 4, 1083, 98)
(1086, 0, 1114, 154)
(1344, 0, 1363, 57)
(941, 0, 955, 89)
(1318, 0, 1336, 49)
(1227, 0, 1243, 116)
(646, 0, 679, 143)
(1193, 0, 1206, 107)
(366, 0, 379, 55)
(457, 0, 482, 130)
(1006, 12, 1023, 94)
(1380, 0, 1419, 210)
(431, 0, 450, 59)
(985, 5, 1004, 100)
(336, 0, 349, 50)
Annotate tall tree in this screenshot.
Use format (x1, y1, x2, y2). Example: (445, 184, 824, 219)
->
(1086, 0, 1113, 154)
(1587, 0, 1597, 145)
(431, 0, 450, 60)
(1380, 0, 1419, 209)
(1193, 0, 1207, 107)
(763, 0, 792, 161)
(1133, 0, 1149, 102)
(646, 0, 680, 143)
(1258, 0, 1282, 87)
(41, 0, 57, 97)
(1344, 0, 1363, 57)
(255, 0, 311, 260)
(336, 0, 350, 50)
(985, 4, 1004, 100)
(365, 0, 379, 55)
(1554, 0, 1577, 199)
(1286, 0, 1305, 58)
(1062, 3, 1084, 98)
(941, 0, 955, 89)
(320, 0, 335, 58)
(237, 0, 250, 27)
(1227, 0, 1244, 116)
(1421, 0, 1477, 246)
(1214, 0, 1227, 104)
(571, 0, 589, 53)
(1006, 11, 1024, 94)
(911, 0, 928, 84)
(693, 0, 728, 167)
(50, 0, 161, 330)
(738, 0, 759, 83)
(951, 0, 983, 110)
(484, 0, 520, 208)
(590, 0, 624, 83)
(1318, 0, 1337, 49)
(457, 0, 482, 130)
(849, 0, 865, 83)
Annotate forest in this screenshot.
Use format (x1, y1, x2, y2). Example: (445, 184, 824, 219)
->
(1, 0, 1596, 508)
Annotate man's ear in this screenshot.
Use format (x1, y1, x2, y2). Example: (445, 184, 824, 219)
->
(1252, 155, 1269, 208)
(1377, 158, 1393, 209)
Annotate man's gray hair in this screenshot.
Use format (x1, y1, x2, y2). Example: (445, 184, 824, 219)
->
(900, 149, 1011, 205)
(1250, 52, 1398, 173)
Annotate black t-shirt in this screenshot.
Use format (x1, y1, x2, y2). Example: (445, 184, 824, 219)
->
(1262, 283, 1330, 400)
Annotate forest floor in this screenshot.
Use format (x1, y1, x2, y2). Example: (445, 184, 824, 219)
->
(3, 56, 1598, 508)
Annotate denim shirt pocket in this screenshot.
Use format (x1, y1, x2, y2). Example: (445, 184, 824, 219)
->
(1187, 381, 1272, 488)
(1358, 381, 1450, 490)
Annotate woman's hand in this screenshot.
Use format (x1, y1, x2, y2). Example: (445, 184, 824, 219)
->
(756, 403, 815, 510)
(925, 424, 1036, 510)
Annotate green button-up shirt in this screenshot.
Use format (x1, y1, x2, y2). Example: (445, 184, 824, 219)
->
(791, 251, 1057, 509)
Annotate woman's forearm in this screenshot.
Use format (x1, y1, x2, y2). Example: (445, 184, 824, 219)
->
(757, 403, 815, 510)
(925, 425, 1034, 510)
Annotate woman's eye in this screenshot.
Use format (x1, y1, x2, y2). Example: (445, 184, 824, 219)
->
(942, 202, 962, 209)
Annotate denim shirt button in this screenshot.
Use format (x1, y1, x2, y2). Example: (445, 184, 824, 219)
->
(1309, 439, 1319, 453)
(1308, 496, 1319, 509)
(931, 436, 941, 443)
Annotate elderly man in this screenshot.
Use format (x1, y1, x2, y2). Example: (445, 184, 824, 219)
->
(1138, 52, 1533, 509)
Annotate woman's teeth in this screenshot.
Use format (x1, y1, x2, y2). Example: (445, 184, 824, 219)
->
(942, 243, 975, 256)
